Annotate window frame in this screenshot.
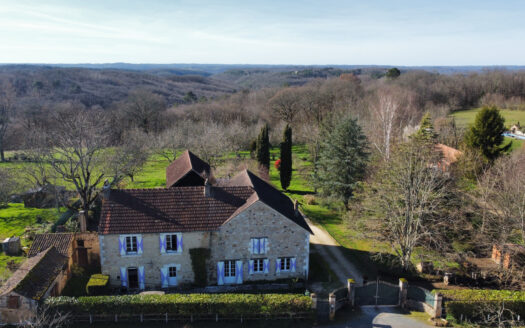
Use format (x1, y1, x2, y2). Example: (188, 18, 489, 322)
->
(125, 235, 138, 255)
(280, 257, 292, 272)
(224, 260, 236, 277)
(168, 266, 177, 277)
(252, 258, 265, 273)
(165, 234, 178, 253)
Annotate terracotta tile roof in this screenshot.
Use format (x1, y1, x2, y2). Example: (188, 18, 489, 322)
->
(166, 150, 210, 188)
(99, 186, 254, 234)
(28, 233, 73, 258)
(436, 143, 462, 167)
(100, 153, 312, 235)
(225, 170, 313, 233)
(0, 247, 68, 300)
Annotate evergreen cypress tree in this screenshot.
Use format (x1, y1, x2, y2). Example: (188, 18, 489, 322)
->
(256, 124, 270, 169)
(465, 106, 510, 161)
(280, 124, 292, 190)
(316, 116, 369, 208)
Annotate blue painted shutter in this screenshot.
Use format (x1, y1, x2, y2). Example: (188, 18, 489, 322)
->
(254, 239, 260, 255)
(120, 267, 127, 287)
(251, 238, 255, 254)
(119, 236, 126, 256)
(236, 260, 243, 284)
(291, 258, 296, 272)
(159, 234, 166, 254)
(160, 267, 168, 288)
(217, 261, 224, 285)
(261, 238, 266, 254)
(263, 259, 270, 274)
(177, 234, 183, 252)
(137, 235, 143, 255)
(276, 259, 281, 274)
(249, 260, 254, 275)
(139, 266, 145, 289)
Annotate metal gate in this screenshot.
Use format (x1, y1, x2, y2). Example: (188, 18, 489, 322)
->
(355, 280, 400, 306)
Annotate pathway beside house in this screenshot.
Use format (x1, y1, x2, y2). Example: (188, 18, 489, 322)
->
(308, 220, 364, 285)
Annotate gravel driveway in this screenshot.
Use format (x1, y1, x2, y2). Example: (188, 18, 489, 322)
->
(321, 306, 434, 328)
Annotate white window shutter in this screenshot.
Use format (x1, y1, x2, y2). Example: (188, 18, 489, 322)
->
(236, 260, 243, 284)
(160, 267, 168, 288)
(137, 235, 143, 255)
(177, 234, 183, 252)
(159, 234, 166, 254)
(138, 266, 145, 289)
(119, 236, 126, 256)
(250, 239, 254, 254)
(276, 258, 281, 274)
(263, 259, 270, 274)
(254, 239, 260, 255)
(120, 267, 127, 287)
(291, 258, 296, 272)
(249, 260, 254, 275)
(217, 261, 225, 285)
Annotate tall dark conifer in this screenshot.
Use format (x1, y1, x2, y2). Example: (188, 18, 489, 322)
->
(280, 124, 292, 190)
(256, 124, 270, 170)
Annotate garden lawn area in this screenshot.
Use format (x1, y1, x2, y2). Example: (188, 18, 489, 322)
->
(0, 203, 63, 281)
(451, 108, 525, 152)
(451, 107, 525, 128)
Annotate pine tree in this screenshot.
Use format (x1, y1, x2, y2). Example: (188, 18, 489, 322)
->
(316, 116, 369, 207)
(413, 113, 437, 142)
(280, 124, 292, 190)
(465, 106, 510, 161)
(256, 124, 270, 169)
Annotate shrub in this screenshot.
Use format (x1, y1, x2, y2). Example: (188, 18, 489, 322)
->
(303, 195, 316, 205)
(86, 274, 109, 296)
(436, 289, 525, 323)
(189, 248, 210, 287)
(45, 294, 313, 316)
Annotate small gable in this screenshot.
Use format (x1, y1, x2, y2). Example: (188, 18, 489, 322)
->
(166, 150, 211, 188)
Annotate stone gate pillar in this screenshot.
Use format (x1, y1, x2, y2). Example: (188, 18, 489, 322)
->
(398, 278, 408, 308)
(329, 293, 336, 321)
(434, 293, 443, 318)
(347, 279, 355, 307)
(310, 293, 317, 309)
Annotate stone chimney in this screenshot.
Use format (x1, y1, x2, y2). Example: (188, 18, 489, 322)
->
(102, 179, 111, 200)
(294, 200, 299, 217)
(204, 179, 211, 197)
(79, 210, 87, 232)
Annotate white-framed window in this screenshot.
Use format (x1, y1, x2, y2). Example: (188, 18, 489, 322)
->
(250, 237, 268, 254)
(224, 260, 236, 277)
(166, 234, 178, 252)
(126, 236, 137, 254)
(280, 257, 292, 272)
(253, 258, 265, 273)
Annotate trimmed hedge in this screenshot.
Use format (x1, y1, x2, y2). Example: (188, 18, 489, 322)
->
(436, 289, 525, 322)
(86, 274, 109, 295)
(45, 294, 313, 316)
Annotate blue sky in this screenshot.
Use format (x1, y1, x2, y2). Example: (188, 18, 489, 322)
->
(0, 0, 523, 65)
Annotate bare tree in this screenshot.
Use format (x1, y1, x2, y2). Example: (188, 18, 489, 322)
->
(0, 167, 18, 207)
(0, 80, 15, 162)
(121, 89, 166, 134)
(268, 87, 302, 124)
(40, 107, 143, 222)
(359, 140, 450, 270)
(369, 86, 412, 160)
(20, 306, 70, 328)
(477, 150, 525, 245)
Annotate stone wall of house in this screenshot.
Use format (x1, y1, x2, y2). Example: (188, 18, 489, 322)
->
(100, 231, 210, 288)
(0, 292, 38, 324)
(74, 232, 100, 268)
(209, 201, 310, 284)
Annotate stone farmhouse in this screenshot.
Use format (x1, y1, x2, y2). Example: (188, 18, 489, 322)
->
(98, 150, 312, 290)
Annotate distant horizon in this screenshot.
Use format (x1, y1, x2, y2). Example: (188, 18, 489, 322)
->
(1, 1, 524, 65)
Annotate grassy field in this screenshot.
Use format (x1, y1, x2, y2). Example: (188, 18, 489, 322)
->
(0, 203, 63, 281)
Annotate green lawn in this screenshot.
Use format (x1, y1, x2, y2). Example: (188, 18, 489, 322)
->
(0, 203, 63, 281)
(450, 108, 525, 151)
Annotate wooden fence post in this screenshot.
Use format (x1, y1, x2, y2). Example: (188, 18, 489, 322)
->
(329, 293, 336, 321)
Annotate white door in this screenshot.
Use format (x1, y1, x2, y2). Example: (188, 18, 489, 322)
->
(168, 266, 177, 286)
(223, 260, 236, 284)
